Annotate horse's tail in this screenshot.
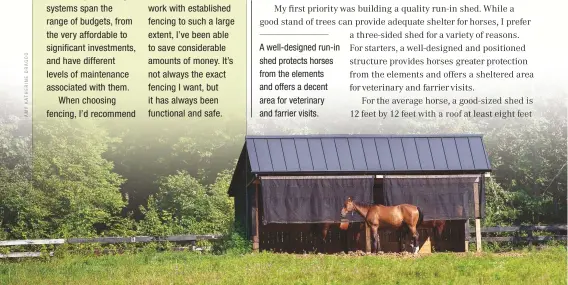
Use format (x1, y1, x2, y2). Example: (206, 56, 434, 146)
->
(416, 206, 424, 227)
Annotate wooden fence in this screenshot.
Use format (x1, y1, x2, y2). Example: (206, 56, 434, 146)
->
(468, 224, 567, 243)
(1, 225, 566, 258)
(0, 234, 221, 259)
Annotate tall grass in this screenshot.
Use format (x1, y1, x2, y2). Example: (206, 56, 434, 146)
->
(0, 246, 566, 285)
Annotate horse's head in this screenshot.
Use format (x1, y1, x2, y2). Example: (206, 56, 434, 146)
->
(340, 196, 355, 218)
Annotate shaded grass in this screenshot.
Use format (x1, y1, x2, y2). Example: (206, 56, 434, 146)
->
(0, 246, 566, 285)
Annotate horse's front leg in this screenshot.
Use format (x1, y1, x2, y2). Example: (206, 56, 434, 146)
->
(371, 225, 380, 253)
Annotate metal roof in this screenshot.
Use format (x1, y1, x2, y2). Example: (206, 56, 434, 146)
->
(244, 134, 491, 174)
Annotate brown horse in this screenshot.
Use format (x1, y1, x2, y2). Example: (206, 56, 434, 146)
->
(340, 197, 424, 254)
(315, 221, 441, 253)
(421, 220, 446, 251)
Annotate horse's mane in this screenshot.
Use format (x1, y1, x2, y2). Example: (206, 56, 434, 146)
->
(353, 200, 375, 208)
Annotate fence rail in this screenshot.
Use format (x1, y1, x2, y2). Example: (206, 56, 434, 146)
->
(468, 224, 567, 243)
(0, 252, 55, 259)
(0, 234, 222, 258)
(0, 239, 65, 246)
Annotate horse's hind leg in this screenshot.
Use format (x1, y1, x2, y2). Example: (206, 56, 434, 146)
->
(320, 225, 328, 253)
(313, 223, 326, 253)
(398, 228, 406, 252)
(431, 225, 440, 252)
(398, 224, 409, 252)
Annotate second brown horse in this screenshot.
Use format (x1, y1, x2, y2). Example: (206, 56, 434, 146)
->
(341, 196, 424, 254)
(311, 222, 365, 253)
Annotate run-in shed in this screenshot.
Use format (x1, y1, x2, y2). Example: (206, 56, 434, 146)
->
(228, 134, 492, 253)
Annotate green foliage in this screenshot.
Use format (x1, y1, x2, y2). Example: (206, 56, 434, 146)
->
(32, 120, 127, 238)
(1, 119, 127, 239)
(0, 117, 48, 239)
(102, 118, 244, 217)
(138, 170, 235, 236)
(483, 179, 518, 226)
(101, 214, 138, 237)
(211, 222, 251, 255)
(137, 196, 180, 237)
(0, 166, 49, 239)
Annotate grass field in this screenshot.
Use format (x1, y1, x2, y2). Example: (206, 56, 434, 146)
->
(0, 246, 566, 285)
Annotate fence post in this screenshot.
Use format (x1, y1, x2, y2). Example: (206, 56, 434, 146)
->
(527, 228, 533, 246)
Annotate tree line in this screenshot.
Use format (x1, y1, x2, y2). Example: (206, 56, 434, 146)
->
(0, 95, 566, 240)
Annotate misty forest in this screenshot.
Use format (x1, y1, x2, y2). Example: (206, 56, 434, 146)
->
(0, 94, 566, 247)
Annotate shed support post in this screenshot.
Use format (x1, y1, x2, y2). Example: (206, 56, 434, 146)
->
(365, 223, 371, 253)
(475, 219, 481, 252)
(473, 181, 482, 252)
(464, 219, 470, 252)
(252, 181, 260, 252)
